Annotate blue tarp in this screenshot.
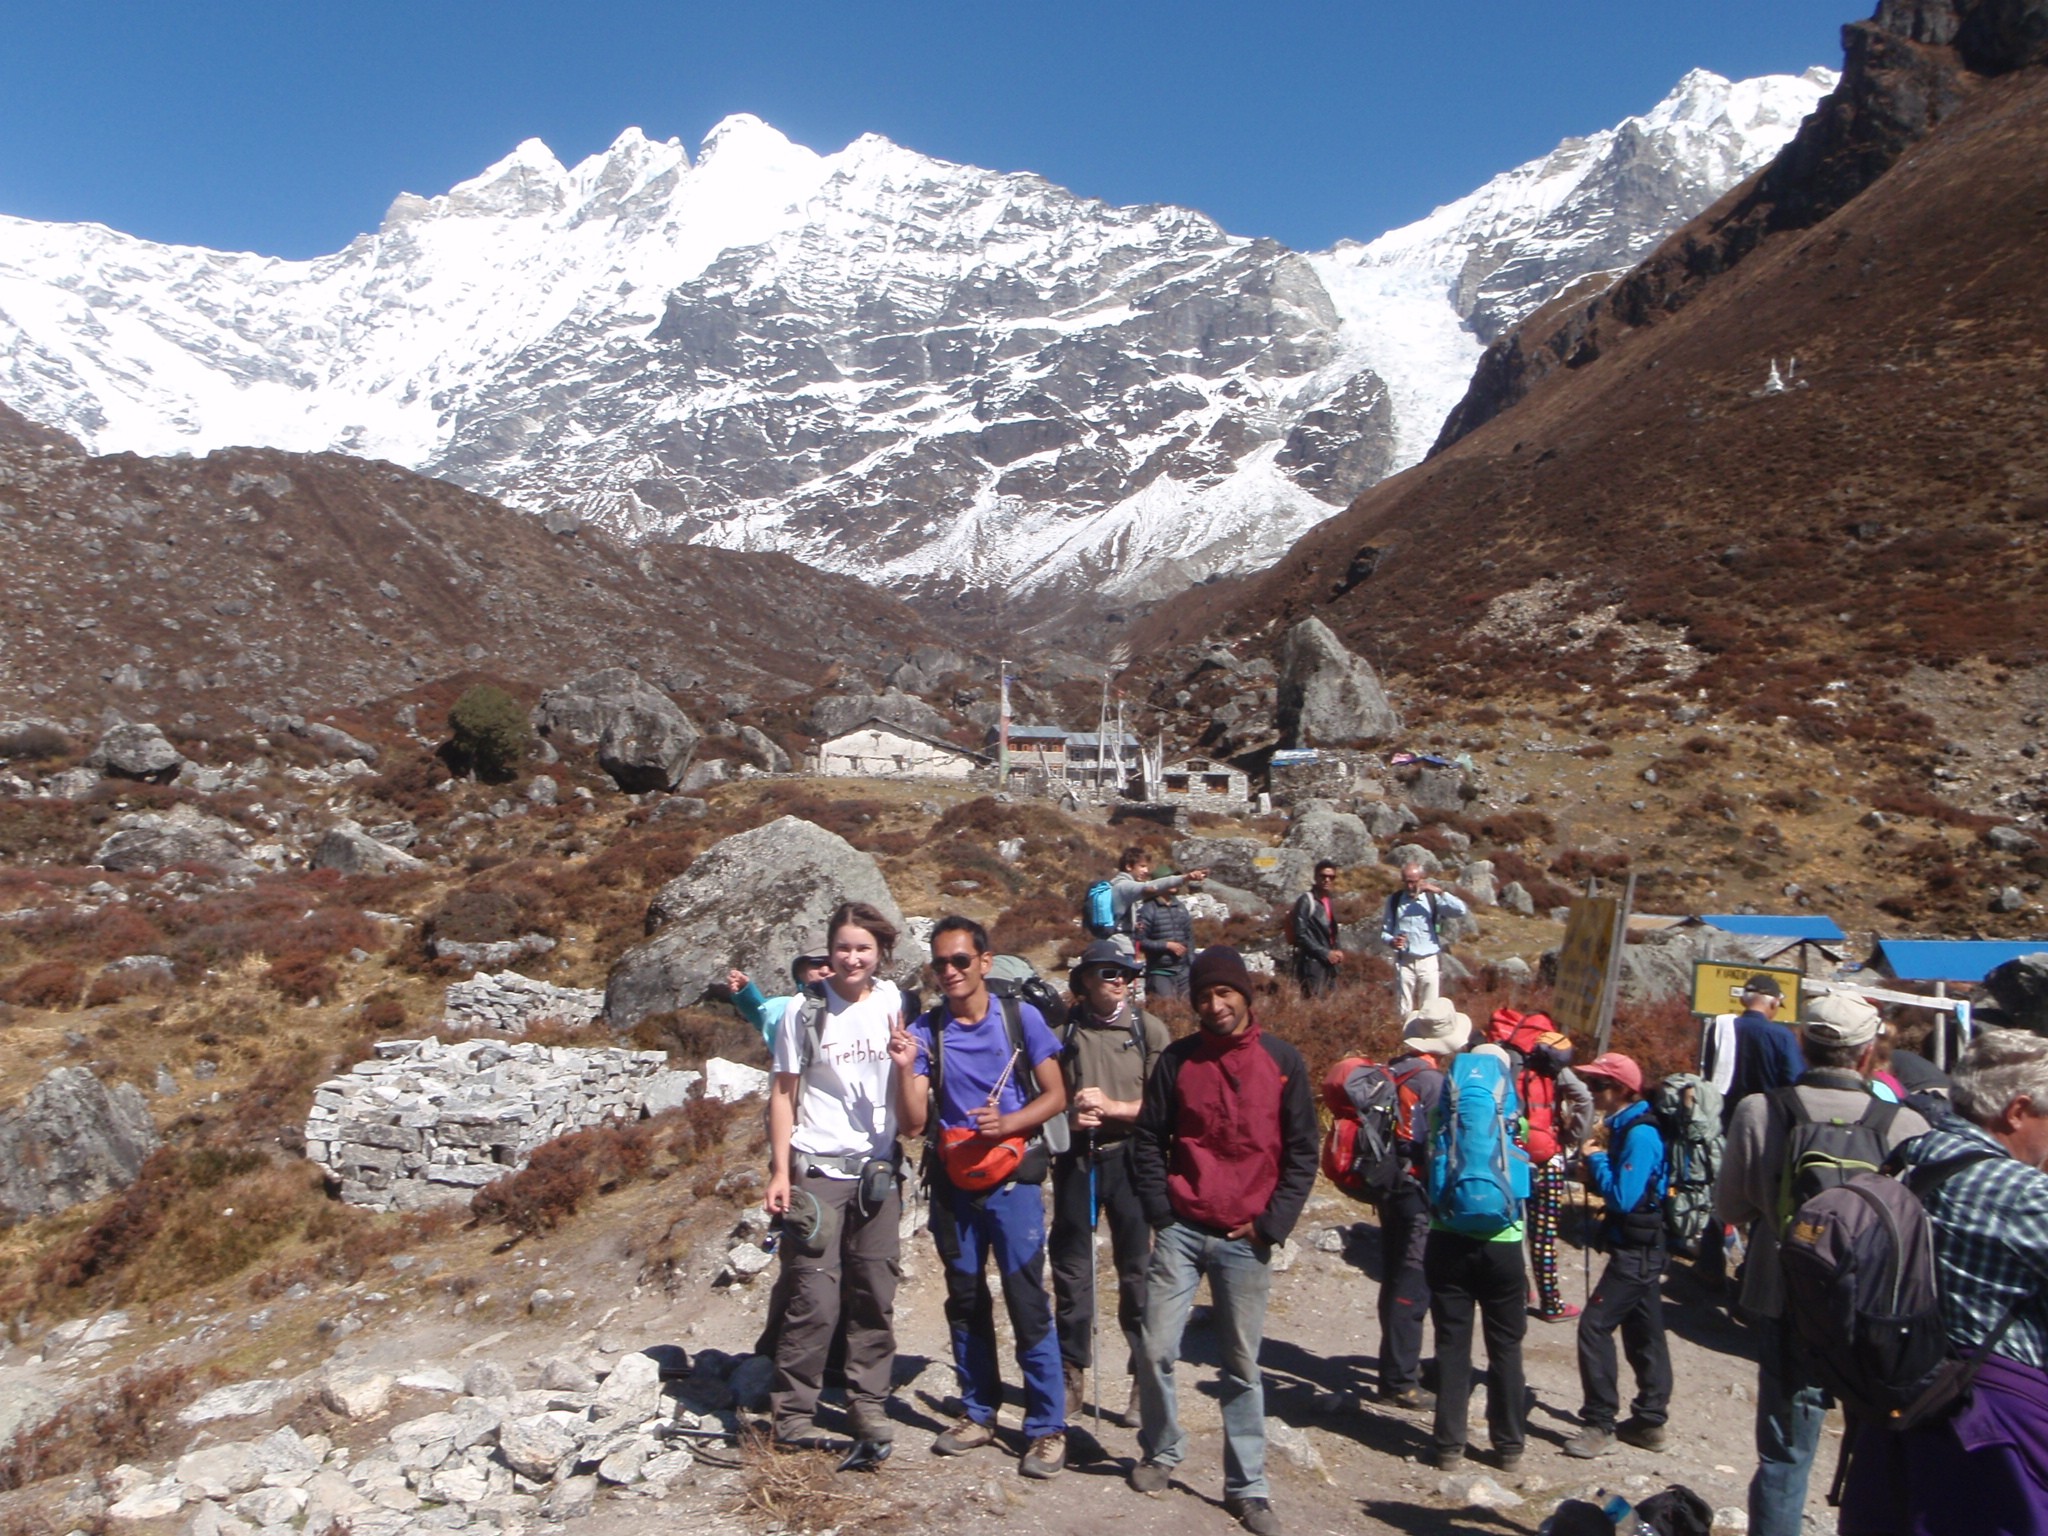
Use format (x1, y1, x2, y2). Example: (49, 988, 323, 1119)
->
(1698, 914, 1848, 942)
(1871, 939, 2048, 984)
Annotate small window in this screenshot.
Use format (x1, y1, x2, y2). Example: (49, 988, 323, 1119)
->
(1204, 774, 1233, 792)
(1165, 775, 1189, 792)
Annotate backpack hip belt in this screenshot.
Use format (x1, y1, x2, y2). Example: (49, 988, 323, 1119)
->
(796, 1150, 879, 1179)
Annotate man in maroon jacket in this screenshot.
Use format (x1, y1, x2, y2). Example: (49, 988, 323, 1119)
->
(1128, 947, 1319, 1536)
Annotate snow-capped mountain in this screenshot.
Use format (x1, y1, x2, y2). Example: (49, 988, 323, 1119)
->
(0, 67, 1832, 602)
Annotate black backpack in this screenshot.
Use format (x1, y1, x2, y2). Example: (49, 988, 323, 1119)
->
(1770, 1085, 1901, 1234)
(1779, 1149, 1998, 1423)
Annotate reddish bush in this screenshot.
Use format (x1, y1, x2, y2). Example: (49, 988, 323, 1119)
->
(471, 1122, 657, 1235)
(265, 952, 339, 1004)
(1550, 849, 1632, 882)
(357, 991, 409, 1031)
(0, 961, 84, 1010)
(993, 892, 1081, 953)
(1474, 809, 1556, 846)
(0, 1364, 195, 1490)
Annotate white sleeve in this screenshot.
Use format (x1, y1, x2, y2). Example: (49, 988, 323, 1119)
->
(771, 1004, 807, 1076)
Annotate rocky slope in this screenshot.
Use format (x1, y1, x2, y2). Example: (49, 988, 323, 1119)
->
(1138, 0, 2048, 796)
(0, 404, 939, 728)
(0, 73, 1827, 609)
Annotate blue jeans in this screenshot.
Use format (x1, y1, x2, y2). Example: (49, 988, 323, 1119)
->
(1749, 1314, 1828, 1536)
(931, 1179, 1066, 1440)
(1136, 1220, 1274, 1499)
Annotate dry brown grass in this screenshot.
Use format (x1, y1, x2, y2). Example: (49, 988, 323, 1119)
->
(0, 1364, 198, 1491)
(731, 1428, 888, 1532)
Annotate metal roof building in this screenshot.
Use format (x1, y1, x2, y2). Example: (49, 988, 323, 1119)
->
(1696, 915, 1848, 942)
(1868, 939, 2048, 984)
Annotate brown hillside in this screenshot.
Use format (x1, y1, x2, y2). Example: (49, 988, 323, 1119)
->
(0, 405, 940, 730)
(1141, 38, 2048, 737)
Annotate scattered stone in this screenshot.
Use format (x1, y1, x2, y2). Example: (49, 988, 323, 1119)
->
(108, 1479, 189, 1520)
(428, 933, 557, 971)
(1500, 882, 1536, 917)
(1386, 842, 1442, 876)
(1263, 1418, 1326, 1478)
(538, 1356, 599, 1394)
(1988, 824, 2038, 855)
(1713, 1507, 1750, 1532)
(1458, 859, 1498, 907)
(527, 775, 559, 807)
(312, 821, 426, 877)
(1170, 836, 1318, 903)
(1267, 1240, 1299, 1274)
(179, 1379, 300, 1425)
(321, 1369, 394, 1422)
(96, 803, 255, 875)
(1994, 886, 2027, 913)
(720, 1243, 775, 1284)
(540, 1474, 598, 1522)
(303, 723, 379, 763)
(596, 1438, 655, 1485)
(1310, 1228, 1346, 1254)
(463, 1360, 518, 1399)
(0, 1381, 58, 1445)
(606, 815, 905, 1029)
(395, 1368, 464, 1395)
(1440, 1472, 1521, 1509)
(703, 1059, 770, 1103)
(96, 722, 186, 782)
(231, 1486, 307, 1527)
(498, 1415, 579, 1481)
(593, 1352, 664, 1417)
(640, 1448, 695, 1489)
(0, 1067, 158, 1220)
(176, 1443, 267, 1498)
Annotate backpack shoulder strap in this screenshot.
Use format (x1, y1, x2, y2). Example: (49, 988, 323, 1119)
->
(924, 1005, 946, 1108)
(1857, 1096, 1901, 1137)
(795, 994, 828, 1078)
(1903, 1146, 2000, 1197)
(998, 992, 1039, 1102)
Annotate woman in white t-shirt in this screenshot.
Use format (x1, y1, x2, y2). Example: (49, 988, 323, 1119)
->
(764, 900, 922, 1453)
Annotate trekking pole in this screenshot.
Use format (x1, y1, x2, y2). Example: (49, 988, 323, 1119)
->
(1089, 1128, 1103, 1437)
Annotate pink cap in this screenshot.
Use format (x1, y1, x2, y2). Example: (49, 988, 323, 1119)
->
(1578, 1052, 1643, 1095)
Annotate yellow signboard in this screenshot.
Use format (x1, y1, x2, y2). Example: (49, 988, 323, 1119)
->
(1691, 961, 1804, 1020)
(1552, 896, 1621, 1039)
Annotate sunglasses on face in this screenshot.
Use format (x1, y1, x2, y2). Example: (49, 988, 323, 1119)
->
(931, 952, 978, 972)
(1088, 968, 1132, 984)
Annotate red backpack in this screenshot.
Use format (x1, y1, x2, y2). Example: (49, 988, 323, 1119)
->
(1486, 1008, 1573, 1164)
(1320, 1056, 1426, 1204)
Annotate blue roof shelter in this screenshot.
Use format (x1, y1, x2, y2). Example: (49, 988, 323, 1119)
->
(1870, 939, 2048, 984)
(1697, 915, 1848, 942)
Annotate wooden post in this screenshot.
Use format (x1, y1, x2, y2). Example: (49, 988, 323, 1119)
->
(1594, 872, 1637, 1057)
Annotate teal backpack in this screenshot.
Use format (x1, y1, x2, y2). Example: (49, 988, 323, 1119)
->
(1427, 1052, 1531, 1237)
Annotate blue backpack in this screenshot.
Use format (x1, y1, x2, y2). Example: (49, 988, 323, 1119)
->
(1427, 1052, 1531, 1237)
(1082, 879, 1118, 937)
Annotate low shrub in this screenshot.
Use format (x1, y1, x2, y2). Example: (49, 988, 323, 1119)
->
(471, 1122, 657, 1236)
(448, 685, 532, 782)
(0, 961, 83, 1011)
(0, 1364, 196, 1490)
(0, 725, 70, 764)
(265, 952, 339, 1004)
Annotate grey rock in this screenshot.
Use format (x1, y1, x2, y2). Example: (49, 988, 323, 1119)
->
(497, 1415, 579, 1481)
(1360, 800, 1416, 840)
(526, 775, 558, 807)
(1612, 923, 1745, 1006)
(463, 1360, 518, 1400)
(640, 1449, 695, 1489)
(0, 1381, 59, 1447)
(96, 803, 255, 875)
(807, 689, 952, 741)
(1403, 765, 1471, 813)
(535, 669, 699, 793)
(736, 725, 791, 774)
(230, 1487, 307, 1527)
(177, 1442, 268, 1498)
(321, 1369, 395, 1421)
(1274, 617, 1399, 748)
(1170, 836, 1318, 903)
(179, 1379, 299, 1425)
(540, 1474, 597, 1521)
(1992, 886, 2026, 913)
(1283, 804, 1378, 868)
(1497, 955, 1534, 981)
(680, 757, 729, 792)
(537, 1355, 599, 1394)
(641, 1070, 701, 1114)
(0, 1067, 158, 1220)
(1441, 1473, 1521, 1510)
(1458, 860, 1499, 907)
(1262, 1417, 1325, 1477)
(595, 1437, 655, 1485)
(1386, 843, 1442, 876)
(96, 721, 185, 782)
(363, 820, 419, 849)
(1500, 881, 1537, 917)
(312, 821, 426, 877)
(1987, 824, 2038, 855)
(1981, 952, 2048, 1032)
(593, 1352, 664, 1417)
(605, 815, 903, 1028)
(303, 722, 379, 764)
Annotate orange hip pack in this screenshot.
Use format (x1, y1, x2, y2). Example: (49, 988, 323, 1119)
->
(938, 1126, 1028, 1191)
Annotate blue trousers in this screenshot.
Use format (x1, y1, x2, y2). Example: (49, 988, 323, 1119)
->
(1749, 1314, 1829, 1536)
(930, 1178, 1066, 1440)
(1136, 1220, 1275, 1499)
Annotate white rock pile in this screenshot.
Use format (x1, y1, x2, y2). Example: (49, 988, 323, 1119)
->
(305, 1039, 691, 1210)
(442, 971, 605, 1034)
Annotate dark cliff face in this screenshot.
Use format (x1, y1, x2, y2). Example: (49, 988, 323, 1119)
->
(1431, 0, 2048, 453)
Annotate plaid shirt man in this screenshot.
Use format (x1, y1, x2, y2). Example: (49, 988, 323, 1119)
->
(1900, 1122, 2048, 1367)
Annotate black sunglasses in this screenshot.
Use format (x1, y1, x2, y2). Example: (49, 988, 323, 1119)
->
(1087, 968, 1132, 984)
(931, 952, 978, 972)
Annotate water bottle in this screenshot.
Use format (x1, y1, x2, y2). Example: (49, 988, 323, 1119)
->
(1599, 1492, 1656, 1536)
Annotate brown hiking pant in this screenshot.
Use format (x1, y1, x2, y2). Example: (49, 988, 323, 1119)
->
(769, 1169, 901, 1437)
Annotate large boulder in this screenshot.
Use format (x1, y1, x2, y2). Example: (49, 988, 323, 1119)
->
(1980, 952, 2048, 1032)
(94, 723, 185, 783)
(0, 1068, 159, 1220)
(96, 804, 255, 875)
(535, 669, 700, 793)
(1283, 803, 1379, 869)
(312, 821, 427, 876)
(1170, 837, 1319, 904)
(1274, 617, 1400, 748)
(807, 689, 952, 741)
(605, 816, 905, 1029)
(737, 725, 791, 774)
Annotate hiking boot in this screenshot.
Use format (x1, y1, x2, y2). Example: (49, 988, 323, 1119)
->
(932, 1415, 996, 1456)
(1562, 1425, 1616, 1459)
(1020, 1431, 1067, 1480)
(1129, 1458, 1172, 1493)
(848, 1404, 895, 1445)
(1063, 1361, 1085, 1419)
(1425, 1446, 1465, 1472)
(1379, 1385, 1436, 1412)
(1224, 1495, 1283, 1535)
(1492, 1446, 1524, 1473)
(1617, 1418, 1668, 1451)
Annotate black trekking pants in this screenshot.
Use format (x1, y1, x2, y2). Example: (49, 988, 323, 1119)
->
(1425, 1229, 1528, 1459)
(1050, 1139, 1153, 1373)
(1377, 1180, 1433, 1394)
(1576, 1243, 1672, 1430)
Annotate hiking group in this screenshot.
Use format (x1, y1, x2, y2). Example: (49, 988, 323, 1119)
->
(745, 872, 2048, 1536)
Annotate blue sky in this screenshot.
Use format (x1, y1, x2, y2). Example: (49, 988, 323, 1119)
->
(0, 1, 1853, 258)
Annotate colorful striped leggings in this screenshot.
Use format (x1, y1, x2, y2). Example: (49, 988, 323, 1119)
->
(1529, 1155, 1567, 1316)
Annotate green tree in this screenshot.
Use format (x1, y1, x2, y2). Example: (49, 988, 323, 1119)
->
(447, 685, 530, 782)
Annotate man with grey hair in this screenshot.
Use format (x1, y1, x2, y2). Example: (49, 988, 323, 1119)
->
(1716, 993, 1929, 1536)
(1379, 863, 1467, 1014)
(1840, 1028, 2048, 1534)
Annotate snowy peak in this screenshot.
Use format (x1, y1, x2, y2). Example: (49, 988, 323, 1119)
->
(0, 67, 1836, 608)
